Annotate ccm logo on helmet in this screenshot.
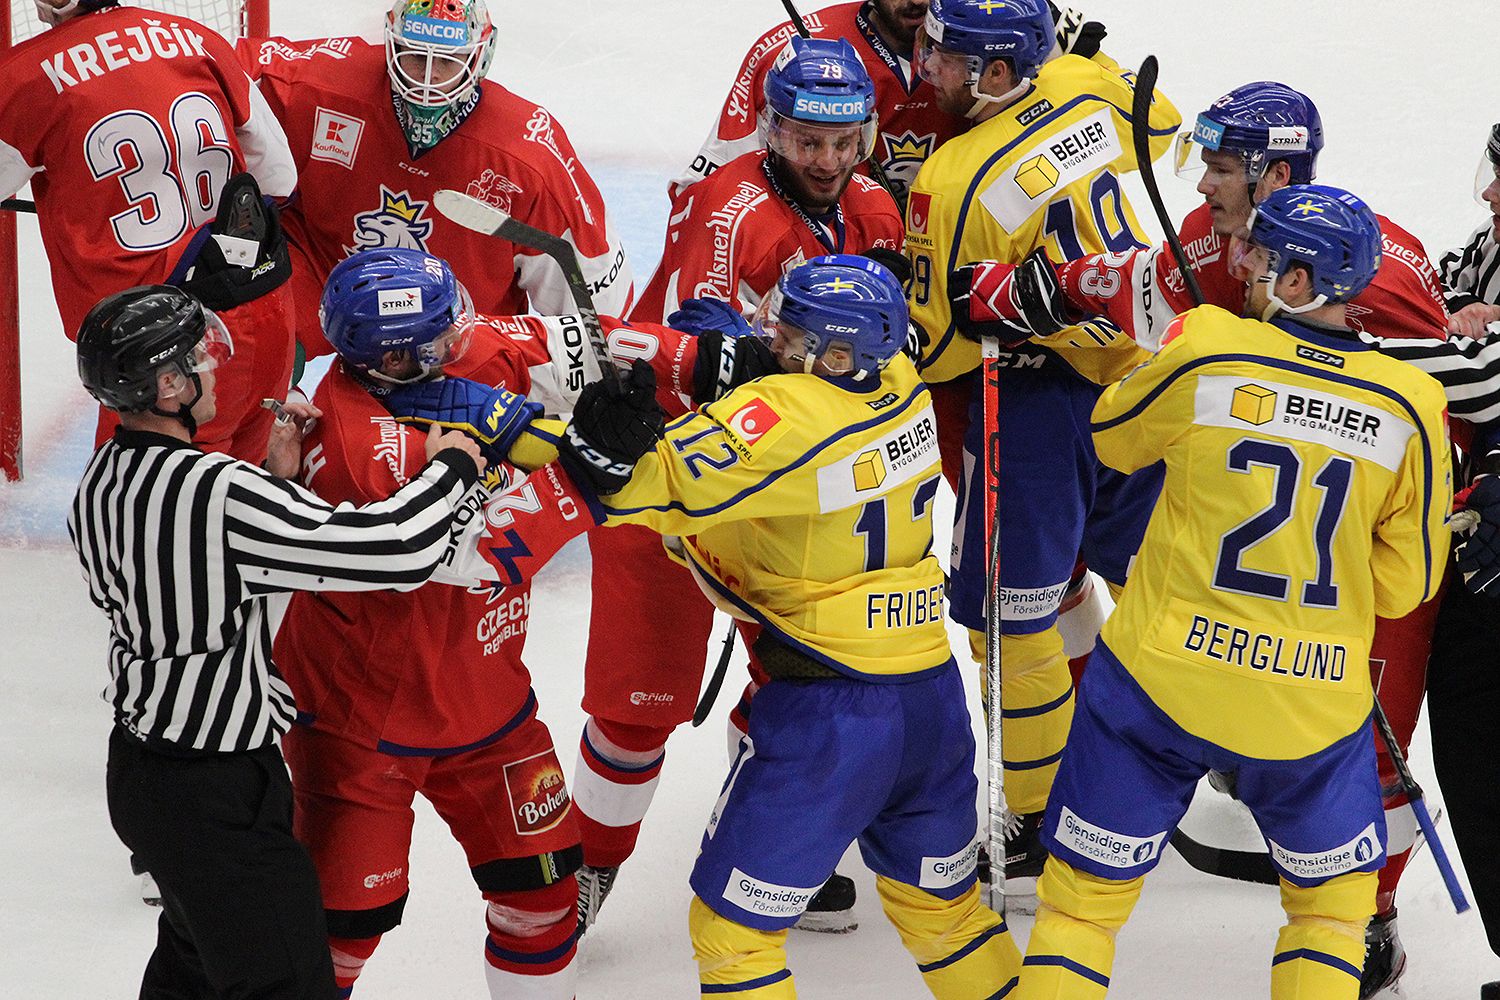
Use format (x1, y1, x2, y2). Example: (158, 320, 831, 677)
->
(1284, 243, 1320, 257)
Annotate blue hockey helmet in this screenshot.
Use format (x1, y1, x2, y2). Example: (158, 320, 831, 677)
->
(320, 248, 475, 383)
(752, 254, 908, 380)
(1241, 184, 1381, 313)
(916, 0, 1055, 90)
(1174, 81, 1324, 186)
(761, 37, 878, 167)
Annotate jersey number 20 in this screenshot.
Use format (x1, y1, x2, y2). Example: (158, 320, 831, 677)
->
(84, 93, 235, 252)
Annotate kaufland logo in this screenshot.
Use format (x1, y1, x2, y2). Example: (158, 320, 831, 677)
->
(310, 108, 364, 168)
(401, 14, 468, 45)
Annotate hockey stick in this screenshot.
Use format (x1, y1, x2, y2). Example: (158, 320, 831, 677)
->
(1, 198, 35, 213)
(1130, 55, 1204, 307)
(692, 622, 738, 727)
(431, 189, 621, 385)
(1169, 829, 1278, 886)
(981, 338, 1006, 912)
(1371, 697, 1471, 913)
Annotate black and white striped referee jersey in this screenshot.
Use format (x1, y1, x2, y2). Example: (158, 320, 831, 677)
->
(1439, 221, 1500, 314)
(68, 429, 479, 754)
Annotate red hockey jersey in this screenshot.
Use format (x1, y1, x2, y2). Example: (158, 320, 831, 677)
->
(236, 35, 631, 355)
(634, 150, 903, 324)
(1059, 202, 1450, 351)
(0, 6, 295, 335)
(669, 0, 963, 202)
(274, 347, 599, 754)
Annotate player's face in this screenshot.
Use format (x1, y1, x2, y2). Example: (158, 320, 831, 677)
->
(394, 47, 468, 103)
(916, 42, 975, 116)
(870, 0, 930, 51)
(1196, 150, 1255, 236)
(1482, 167, 1500, 239)
(772, 120, 865, 213)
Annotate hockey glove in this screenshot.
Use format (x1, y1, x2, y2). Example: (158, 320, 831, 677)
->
(667, 297, 751, 339)
(951, 248, 1070, 347)
(559, 360, 667, 495)
(1048, 3, 1108, 59)
(690, 327, 780, 405)
(1456, 475, 1500, 595)
(861, 246, 913, 287)
(384, 377, 543, 468)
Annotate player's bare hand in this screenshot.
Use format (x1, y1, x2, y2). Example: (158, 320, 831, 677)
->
(426, 425, 488, 476)
(263, 399, 323, 479)
(1447, 302, 1500, 339)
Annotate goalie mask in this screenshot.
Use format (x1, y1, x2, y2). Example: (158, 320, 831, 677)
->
(385, 0, 496, 154)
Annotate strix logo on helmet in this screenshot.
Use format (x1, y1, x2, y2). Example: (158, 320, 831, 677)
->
(760, 37, 878, 167)
(320, 248, 475, 383)
(1245, 184, 1382, 308)
(753, 254, 909, 380)
(919, 0, 1055, 81)
(76, 285, 232, 416)
(1174, 81, 1324, 186)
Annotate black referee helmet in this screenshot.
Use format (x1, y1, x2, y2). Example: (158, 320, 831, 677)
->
(76, 286, 225, 414)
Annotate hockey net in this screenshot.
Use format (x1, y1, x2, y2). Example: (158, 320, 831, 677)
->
(0, 0, 269, 481)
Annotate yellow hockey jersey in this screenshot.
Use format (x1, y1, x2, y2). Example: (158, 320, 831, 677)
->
(601, 357, 949, 680)
(1092, 307, 1452, 759)
(905, 53, 1180, 385)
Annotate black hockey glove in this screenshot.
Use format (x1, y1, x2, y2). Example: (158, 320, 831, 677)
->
(950, 248, 1070, 347)
(559, 360, 666, 496)
(1456, 476, 1500, 595)
(1047, 3, 1108, 59)
(690, 327, 781, 405)
(861, 247, 912, 288)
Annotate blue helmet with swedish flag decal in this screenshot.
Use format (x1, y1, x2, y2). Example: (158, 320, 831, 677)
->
(919, 0, 1055, 81)
(753, 254, 908, 381)
(1245, 184, 1381, 308)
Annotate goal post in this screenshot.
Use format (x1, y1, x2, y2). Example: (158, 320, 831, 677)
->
(0, 0, 269, 481)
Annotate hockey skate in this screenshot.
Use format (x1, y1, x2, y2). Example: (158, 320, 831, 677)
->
(1003, 810, 1048, 914)
(1360, 910, 1407, 999)
(576, 864, 619, 938)
(130, 855, 161, 907)
(792, 873, 858, 933)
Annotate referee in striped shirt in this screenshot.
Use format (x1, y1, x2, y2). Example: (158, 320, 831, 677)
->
(68, 286, 487, 1000)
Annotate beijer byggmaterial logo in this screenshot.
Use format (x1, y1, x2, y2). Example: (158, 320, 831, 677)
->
(852, 448, 887, 491)
(1231, 384, 1277, 425)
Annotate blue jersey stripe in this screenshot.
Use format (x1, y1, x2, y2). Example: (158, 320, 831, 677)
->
(1022, 953, 1111, 987)
(917, 922, 1008, 973)
(604, 383, 932, 519)
(701, 969, 793, 994)
(1271, 948, 1362, 979)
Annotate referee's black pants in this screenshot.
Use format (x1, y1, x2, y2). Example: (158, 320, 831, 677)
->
(1427, 579, 1500, 957)
(106, 727, 336, 1000)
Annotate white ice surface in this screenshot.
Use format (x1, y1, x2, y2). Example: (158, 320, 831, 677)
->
(3, 1, 1499, 997)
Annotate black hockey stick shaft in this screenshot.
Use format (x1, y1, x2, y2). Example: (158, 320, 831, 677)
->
(2, 198, 35, 213)
(1130, 56, 1204, 307)
(1370, 697, 1470, 912)
(780, 0, 812, 37)
(431, 190, 621, 385)
(692, 622, 738, 727)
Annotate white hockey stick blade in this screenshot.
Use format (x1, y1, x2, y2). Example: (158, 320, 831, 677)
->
(433, 189, 512, 237)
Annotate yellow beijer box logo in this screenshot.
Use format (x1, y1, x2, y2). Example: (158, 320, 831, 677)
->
(1014, 154, 1060, 199)
(1231, 384, 1277, 425)
(853, 448, 887, 491)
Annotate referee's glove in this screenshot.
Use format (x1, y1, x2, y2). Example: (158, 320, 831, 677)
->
(1456, 475, 1500, 595)
(384, 377, 543, 468)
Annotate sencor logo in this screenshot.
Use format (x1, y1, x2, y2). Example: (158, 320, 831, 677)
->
(400, 15, 468, 45)
(791, 96, 867, 119)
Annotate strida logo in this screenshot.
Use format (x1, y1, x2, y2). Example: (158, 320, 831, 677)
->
(504, 749, 572, 836)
